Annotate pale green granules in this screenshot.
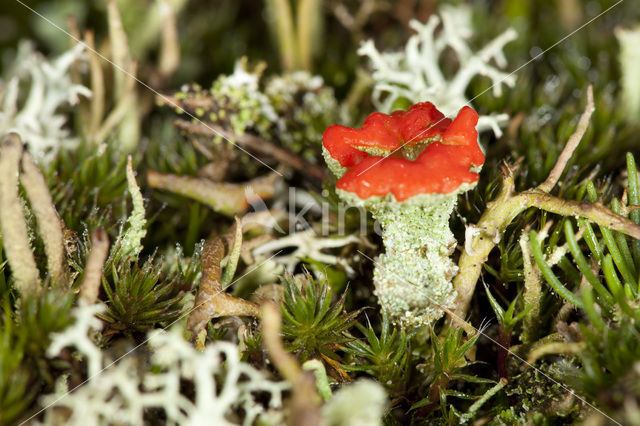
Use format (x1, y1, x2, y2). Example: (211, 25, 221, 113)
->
(338, 186, 474, 328)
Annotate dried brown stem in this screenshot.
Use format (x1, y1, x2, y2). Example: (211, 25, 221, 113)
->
(66, 16, 83, 90)
(261, 301, 322, 426)
(20, 151, 68, 287)
(0, 134, 41, 294)
(452, 86, 638, 321)
(94, 61, 138, 145)
(79, 229, 110, 305)
(435, 303, 476, 335)
(522, 191, 640, 239)
(159, 94, 217, 112)
(158, 0, 180, 78)
(84, 30, 105, 136)
(107, 0, 132, 98)
(538, 85, 594, 193)
(147, 168, 280, 217)
(187, 224, 260, 336)
(268, 0, 297, 71)
(173, 119, 326, 180)
(332, 0, 387, 43)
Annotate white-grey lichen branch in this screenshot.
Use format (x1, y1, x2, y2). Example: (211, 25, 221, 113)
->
(0, 41, 91, 165)
(358, 5, 516, 137)
(41, 305, 288, 426)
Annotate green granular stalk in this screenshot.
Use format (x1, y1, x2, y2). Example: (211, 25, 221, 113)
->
(337, 186, 474, 327)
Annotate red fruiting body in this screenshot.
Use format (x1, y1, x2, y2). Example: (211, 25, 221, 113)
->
(323, 102, 485, 201)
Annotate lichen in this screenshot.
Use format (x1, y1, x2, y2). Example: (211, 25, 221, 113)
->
(358, 5, 516, 137)
(167, 59, 338, 161)
(41, 305, 288, 425)
(117, 156, 147, 259)
(338, 188, 475, 327)
(0, 41, 91, 165)
(321, 380, 387, 426)
(252, 228, 361, 276)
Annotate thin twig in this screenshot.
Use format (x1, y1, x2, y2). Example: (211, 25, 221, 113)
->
(522, 191, 640, 239)
(434, 303, 476, 335)
(261, 301, 322, 426)
(268, 0, 298, 71)
(146, 168, 280, 217)
(173, 119, 326, 180)
(79, 229, 110, 305)
(462, 378, 508, 421)
(158, 0, 180, 78)
(526, 341, 587, 364)
(84, 30, 105, 136)
(537, 85, 594, 192)
(186, 227, 260, 336)
(452, 86, 635, 320)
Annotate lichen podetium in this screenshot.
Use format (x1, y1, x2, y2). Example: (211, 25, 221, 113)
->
(323, 103, 484, 327)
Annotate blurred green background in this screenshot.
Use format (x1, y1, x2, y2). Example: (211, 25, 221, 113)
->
(1, 0, 637, 99)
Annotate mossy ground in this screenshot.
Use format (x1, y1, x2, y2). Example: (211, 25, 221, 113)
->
(2, 1, 640, 425)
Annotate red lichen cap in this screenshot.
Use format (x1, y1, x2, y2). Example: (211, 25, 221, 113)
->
(323, 102, 485, 201)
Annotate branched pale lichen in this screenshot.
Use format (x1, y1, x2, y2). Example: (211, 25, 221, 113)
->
(252, 229, 361, 275)
(42, 307, 288, 425)
(0, 41, 90, 164)
(358, 5, 516, 136)
(47, 303, 106, 379)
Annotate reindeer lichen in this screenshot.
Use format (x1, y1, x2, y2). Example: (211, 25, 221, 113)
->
(358, 5, 516, 136)
(42, 305, 288, 425)
(0, 42, 90, 164)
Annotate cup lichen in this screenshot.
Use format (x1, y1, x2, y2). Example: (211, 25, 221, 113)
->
(323, 102, 484, 327)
